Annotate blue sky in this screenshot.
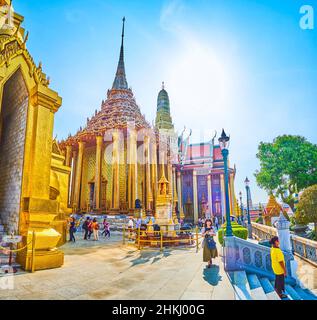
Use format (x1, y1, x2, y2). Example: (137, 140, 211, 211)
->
(14, 0, 317, 204)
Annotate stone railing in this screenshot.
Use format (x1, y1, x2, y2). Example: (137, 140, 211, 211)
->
(251, 222, 277, 241)
(252, 222, 317, 267)
(224, 236, 296, 285)
(291, 235, 317, 266)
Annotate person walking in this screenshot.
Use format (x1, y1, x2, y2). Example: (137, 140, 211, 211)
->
(270, 236, 288, 299)
(202, 219, 218, 268)
(91, 218, 100, 241)
(101, 219, 111, 239)
(127, 217, 134, 241)
(69, 217, 76, 243)
(82, 217, 91, 240)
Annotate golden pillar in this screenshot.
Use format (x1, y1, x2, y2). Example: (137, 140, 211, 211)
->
(207, 174, 213, 219)
(177, 171, 184, 219)
(65, 145, 72, 167)
(150, 138, 158, 212)
(172, 167, 178, 219)
(73, 141, 85, 211)
(94, 135, 103, 210)
(112, 131, 120, 209)
(128, 130, 137, 210)
(145, 136, 152, 212)
(70, 150, 78, 209)
(193, 170, 199, 223)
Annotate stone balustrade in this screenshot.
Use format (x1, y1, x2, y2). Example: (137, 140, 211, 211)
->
(252, 222, 317, 267)
(225, 236, 296, 285)
(252, 222, 277, 241)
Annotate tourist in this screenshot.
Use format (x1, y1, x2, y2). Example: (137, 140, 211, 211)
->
(91, 218, 100, 241)
(270, 236, 288, 299)
(101, 219, 111, 239)
(127, 217, 134, 241)
(69, 217, 76, 243)
(202, 219, 218, 268)
(87, 219, 94, 240)
(82, 217, 91, 240)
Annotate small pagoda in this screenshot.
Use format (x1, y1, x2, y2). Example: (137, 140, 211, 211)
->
(264, 194, 288, 226)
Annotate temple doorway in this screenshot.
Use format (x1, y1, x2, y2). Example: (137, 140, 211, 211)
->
(0, 69, 28, 234)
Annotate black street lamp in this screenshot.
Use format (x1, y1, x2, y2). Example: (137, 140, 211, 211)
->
(245, 177, 253, 239)
(219, 129, 233, 237)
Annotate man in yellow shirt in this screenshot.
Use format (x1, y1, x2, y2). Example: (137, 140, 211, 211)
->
(270, 236, 288, 299)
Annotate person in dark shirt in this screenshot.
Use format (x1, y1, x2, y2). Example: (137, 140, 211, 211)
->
(82, 217, 91, 240)
(69, 217, 76, 243)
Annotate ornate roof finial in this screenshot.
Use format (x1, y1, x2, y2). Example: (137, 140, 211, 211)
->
(122, 16, 125, 44)
(112, 17, 128, 90)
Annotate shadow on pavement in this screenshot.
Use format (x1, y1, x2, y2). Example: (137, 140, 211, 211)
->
(128, 250, 173, 268)
(203, 265, 222, 286)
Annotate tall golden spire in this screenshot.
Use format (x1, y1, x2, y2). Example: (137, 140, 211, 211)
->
(112, 17, 128, 90)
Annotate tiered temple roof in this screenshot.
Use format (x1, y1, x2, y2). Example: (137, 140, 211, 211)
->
(61, 18, 150, 148)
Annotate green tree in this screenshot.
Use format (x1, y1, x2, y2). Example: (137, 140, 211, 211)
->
(296, 185, 317, 234)
(255, 135, 317, 210)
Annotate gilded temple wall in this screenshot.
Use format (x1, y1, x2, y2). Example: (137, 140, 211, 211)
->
(0, 69, 28, 233)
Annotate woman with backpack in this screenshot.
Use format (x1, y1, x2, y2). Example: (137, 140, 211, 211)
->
(91, 218, 100, 241)
(202, 219, 218, 268)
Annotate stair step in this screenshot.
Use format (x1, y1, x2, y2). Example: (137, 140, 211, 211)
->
(285, 285, 303, 300)
(294, 286, 317, 300)
(259, 278, 281, 300)
(246, 274, 268, 300)
(232, 271, 253, 300)
(270, 280, 292, 300)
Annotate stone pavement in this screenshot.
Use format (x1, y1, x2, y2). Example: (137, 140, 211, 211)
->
(0, 233, 235, 300)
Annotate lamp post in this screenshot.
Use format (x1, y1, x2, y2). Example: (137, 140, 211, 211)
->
(239, 191, 244, 226)
(219, 130, 233, 237)
(245, 177, 253, 239)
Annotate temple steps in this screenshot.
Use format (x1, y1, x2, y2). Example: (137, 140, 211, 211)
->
(232, 271, 317, 300)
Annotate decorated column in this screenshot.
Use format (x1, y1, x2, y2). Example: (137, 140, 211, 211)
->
(150, 138, 158, 212)
(193, 170, 199, 223)
(220, 173, 226, 222)
(94, 135, 103, 210)
(144, 135, 152, 212)
(229, 173, 235, 216)
(177, 171, 184, 219)
(172, 167, 178, 219)
(128, 130, 137, 210)
(65, 145, 72, 167)
(70, 150, 77, 208)
(207, 174, 213, 219)
(112, 131, 120, 209)
(73, 141, 85, 210)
